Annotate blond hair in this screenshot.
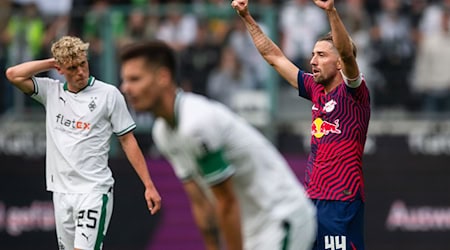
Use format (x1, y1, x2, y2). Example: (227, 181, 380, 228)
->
(51, 36, 90, 65)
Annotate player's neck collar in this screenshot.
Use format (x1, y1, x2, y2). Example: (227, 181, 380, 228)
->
(173, 88, 183, 128)
(63, 76, 95, 93)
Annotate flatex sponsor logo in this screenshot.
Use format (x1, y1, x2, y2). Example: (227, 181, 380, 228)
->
(56, 114, 91, 130)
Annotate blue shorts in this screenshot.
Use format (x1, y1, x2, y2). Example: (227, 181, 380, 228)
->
(311, 199, 364, 250)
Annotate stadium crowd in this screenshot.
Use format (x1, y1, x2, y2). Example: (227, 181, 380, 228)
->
(1, 0, 450, 115)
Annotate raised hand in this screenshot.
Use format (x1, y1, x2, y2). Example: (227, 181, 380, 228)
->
(231, 0, 249, 17)
(312, 0, 335, 10)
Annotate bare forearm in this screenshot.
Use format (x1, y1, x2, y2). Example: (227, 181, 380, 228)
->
(184, 181, 222, 250)
(120, 133, 161, 214)
(6, 58, 56, 83)
(240, 15, 283, 65)
(120, 135, 153, 188)
(217, 202, 243, 250)
(326, 8, 353, 59)
(193, 205, 221, 250)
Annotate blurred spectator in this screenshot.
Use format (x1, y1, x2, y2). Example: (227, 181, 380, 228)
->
(279, 0, 328, 70)
(419, 0, 450, 36)
(206, 46, 256, 107)
(70, 0, 91, 36)
(227, 16, 270, 88)
(370, 0, 415, 109)
(179, 21, 220, 96)
(117, 8, 157, 48)
(338, 0, 371, 35)
(408, 0, 428, 44)
(412, 8, 450, 112)
(83, 0, 125, 77)
(0, 0, 13, 114)
(34, 0, 72, 20)
(42, 14, 71, 82)
(3, 2, 45, 65)
(199, 0, 231, 44)
(2, 2, 46, 112)
(156, 1, 198, 51)
(144, 2, 162, 40)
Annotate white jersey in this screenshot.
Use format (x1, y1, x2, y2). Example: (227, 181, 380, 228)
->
(153, 92, 315, 240)
(31, 76, 136, 193)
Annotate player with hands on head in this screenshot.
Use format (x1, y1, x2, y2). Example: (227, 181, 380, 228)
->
(120, 40, 317, 250)
(5, 35, 161, 250)
(232, 0, 370, 249)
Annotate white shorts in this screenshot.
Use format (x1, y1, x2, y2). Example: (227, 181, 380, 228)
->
(245, 205, 317, 250)
(53, 189, 113, 250)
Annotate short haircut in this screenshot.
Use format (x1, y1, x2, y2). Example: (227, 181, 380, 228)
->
(119, 40, 176, 78)
(51, 36, 89, 65)
(317, 32, 357, 58)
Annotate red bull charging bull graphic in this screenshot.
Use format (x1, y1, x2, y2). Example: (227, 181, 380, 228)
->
(311, 118, 341, 138)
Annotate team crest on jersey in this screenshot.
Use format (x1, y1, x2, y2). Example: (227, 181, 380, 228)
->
(323, 99, 337, 112)
(311, 118, 341, 138)
(88, 97, 97, 112)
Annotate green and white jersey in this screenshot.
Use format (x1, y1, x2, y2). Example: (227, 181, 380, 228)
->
(153, 92, 314, 236)
(31, 76, 136, 193)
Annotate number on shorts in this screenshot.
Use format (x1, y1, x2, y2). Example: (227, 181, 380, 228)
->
(77, 209, 98, 228)
(324, 235, 346, 250)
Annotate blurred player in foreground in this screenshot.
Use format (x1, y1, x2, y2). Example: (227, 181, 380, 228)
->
(231, 0, 371, 249)
(5, 36, 161, 250)
(120, 40, 316, 250)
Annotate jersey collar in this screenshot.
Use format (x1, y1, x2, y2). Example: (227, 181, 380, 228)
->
(173, 89, 183, 128)
(63, 76, 95, 92)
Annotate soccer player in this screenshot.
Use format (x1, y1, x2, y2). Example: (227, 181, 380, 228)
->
(119, 41, 317, 250)
(231, 0, 371, 249)
(5, 36, 161, 250)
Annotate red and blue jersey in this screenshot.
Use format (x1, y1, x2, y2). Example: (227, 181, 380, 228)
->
(297, 70, 370, 201)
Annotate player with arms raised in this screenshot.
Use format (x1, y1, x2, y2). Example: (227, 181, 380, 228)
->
(231, 0, 370, 249)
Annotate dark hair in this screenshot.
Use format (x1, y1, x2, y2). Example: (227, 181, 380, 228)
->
(119, 40, 176, 78)
(317, 32, 357, 58)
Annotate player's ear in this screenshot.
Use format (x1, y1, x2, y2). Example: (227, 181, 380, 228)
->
(336, 58, 342, 70)
(157, 67, 171, 87)
(55, 64, 63, 74)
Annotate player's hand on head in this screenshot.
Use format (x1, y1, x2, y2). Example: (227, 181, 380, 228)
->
(231, 0, 249, 17)
(145, 187, 161, 215)
(50, 58, 60, 70)
(312, 0, 334, 10)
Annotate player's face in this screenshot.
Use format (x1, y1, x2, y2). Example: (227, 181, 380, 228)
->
(310, 41, 341, 85)
(120, 57, 161, 112)
(57, 55, 90, 92)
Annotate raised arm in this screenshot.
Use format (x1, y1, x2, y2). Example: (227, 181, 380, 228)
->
(231, 0, 300, 89)
(313, 0, 359, 79)
(118, 132, 161, 215)
(5, 58, 57, 94)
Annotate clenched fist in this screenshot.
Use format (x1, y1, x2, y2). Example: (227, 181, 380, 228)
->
(312, 0, 335, 10)
(231, 0, 249, 17)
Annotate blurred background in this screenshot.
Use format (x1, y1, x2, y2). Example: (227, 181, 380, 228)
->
(1, 0, 450, 249)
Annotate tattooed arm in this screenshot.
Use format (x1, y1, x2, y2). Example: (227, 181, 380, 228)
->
(183, 180, 222, 250)
(231, 0, 300, 89)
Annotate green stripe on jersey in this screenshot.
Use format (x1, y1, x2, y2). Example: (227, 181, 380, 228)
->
(31, 77, 39, 95)
(281, 221, 291, 250)
(115, 123, 136, 136)
(196, 149, 229, 180)
(94, 194, 109, 250)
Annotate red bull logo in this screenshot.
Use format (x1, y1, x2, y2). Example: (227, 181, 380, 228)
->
(311, 118, 341, 138)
